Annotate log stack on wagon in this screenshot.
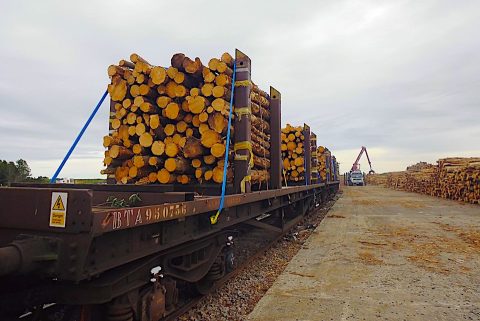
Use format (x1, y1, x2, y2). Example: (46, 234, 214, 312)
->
(310, 133, 319, 184)
(367, 158, 480, 204)
(281, 124, 307, 184)
(332, 155, 339, 181)
(102, 50, 275, 192)
(317, 146, 331, 182)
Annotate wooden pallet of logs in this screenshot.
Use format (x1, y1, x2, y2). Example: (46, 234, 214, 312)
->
(366, 158, 480, 204)
(281, 124, 305, 183)
(102, 52, 271, 186)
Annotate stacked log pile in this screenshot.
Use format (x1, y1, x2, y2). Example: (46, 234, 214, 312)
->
(365, 173, 388, 186)
(332, 156, 339, 181)
(366, 158, 480, 204)
(102, 52, 270, 185)
(317, 146, 331, 182)
(281, 124, 305, 183)
(310, 133, 319, 183)
(249, 84, 272, 187)
(433, 158, 480, 203)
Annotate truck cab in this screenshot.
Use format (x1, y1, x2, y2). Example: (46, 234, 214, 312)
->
(349, 170, 365, 186)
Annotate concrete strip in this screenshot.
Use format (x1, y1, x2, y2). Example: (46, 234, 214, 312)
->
(248, 186, 480, 321)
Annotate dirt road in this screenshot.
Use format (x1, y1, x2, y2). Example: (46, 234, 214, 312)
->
(248, 186, 480, 321)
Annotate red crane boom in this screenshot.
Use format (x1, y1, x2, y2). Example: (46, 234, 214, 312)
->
(351, 146, 374, 174)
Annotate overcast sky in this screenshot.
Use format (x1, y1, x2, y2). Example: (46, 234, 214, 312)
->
(1, 0, 479, 177)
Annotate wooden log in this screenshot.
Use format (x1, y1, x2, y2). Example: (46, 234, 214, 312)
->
(115, 166, 130, 183)
(165, 157, 191, 173)
(183, 56, 203, 77)
(250, 91, 269, 108)
(109, 145, 133, 160)
(165, 142, 179, 157)
(251, 101, 270, 120)
(200, 129, 221, 148)
(108, 76, 127, 102)
(103, 135, 122, 148)
(211, 143, 226, 158)
(148, 156, 164, 167)
(251, 125, 270, 143)
(108, 65, 128, 78)
(157, 168, 176, 184)
(252, 140, 270, 158)
(251, 170, 270, 183)
(221, 52, 234, 67)
(151, 141, 165, 156)
(251, 131, 270, 150)
(253, 156, 270, 169)
(119, 59, 135, 69)
(183, 137, 207, 158)
(201, 83, 214, 97)
(139, 132, 154, 147)
(208, 112, 228, 134)
(165, 102, 182, 120)
(176, 174, 191, 184)
(212, 85, 231, 100)
(171, 53, 186, 71)
(188, 96, 207, 114)
(191, 158, 202, 168)
(202, 67, 216, 83)
(252, 114, 270, 133)
(129, 166, 155, 179)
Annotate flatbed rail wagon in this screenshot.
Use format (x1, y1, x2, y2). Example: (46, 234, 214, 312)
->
(0, 49, 339, 321)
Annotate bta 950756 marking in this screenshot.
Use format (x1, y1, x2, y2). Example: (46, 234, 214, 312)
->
(102, 204, 188, 230)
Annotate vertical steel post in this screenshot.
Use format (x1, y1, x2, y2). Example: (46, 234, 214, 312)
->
(303, 124, 311, 185)
(233, 49, 252, 194)
(106, 100, 117, 184)
(269, 87, 282, 190)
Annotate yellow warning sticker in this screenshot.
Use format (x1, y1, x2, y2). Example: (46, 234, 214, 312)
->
(52, 195, 65, 211)
(50, 192, 68, 228)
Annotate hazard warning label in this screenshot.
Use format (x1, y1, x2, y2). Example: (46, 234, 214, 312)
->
(50, 192, 68, 228)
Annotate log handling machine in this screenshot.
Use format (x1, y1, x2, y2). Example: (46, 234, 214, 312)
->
(345, 146, 375, 186)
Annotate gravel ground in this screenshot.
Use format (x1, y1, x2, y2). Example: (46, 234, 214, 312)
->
(176, 195, 340, 321)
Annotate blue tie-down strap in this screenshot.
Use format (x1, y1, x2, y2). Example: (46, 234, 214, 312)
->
(210, 60, 237, 225)
(50, 90, 108, 183)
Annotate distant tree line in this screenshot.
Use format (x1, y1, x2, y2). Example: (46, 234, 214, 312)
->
(0, 159, 49, 185)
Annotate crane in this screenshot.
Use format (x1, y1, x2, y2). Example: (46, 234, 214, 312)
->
(346, 146, 374, 186)
(351, 146, 375, 174)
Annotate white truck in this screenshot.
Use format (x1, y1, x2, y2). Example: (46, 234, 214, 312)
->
(347, 170, 365, 186)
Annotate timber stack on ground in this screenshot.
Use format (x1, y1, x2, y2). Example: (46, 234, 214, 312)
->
(102, 50, 274, 192)
(367, 158, 480, 204)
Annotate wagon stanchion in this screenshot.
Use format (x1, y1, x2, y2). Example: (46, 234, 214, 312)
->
(303, 124, 311, 185)
(269, 87, 282, 190)
(233, 49, 252, 194)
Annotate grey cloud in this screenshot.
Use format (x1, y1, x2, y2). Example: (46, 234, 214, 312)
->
(0, 0, 479, 177)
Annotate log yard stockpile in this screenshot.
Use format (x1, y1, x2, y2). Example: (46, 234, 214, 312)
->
(103, 52, 271, 185)
(367, 158, 480, 204)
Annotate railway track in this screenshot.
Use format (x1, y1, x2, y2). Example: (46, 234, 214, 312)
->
(167, 197, 337, 321)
